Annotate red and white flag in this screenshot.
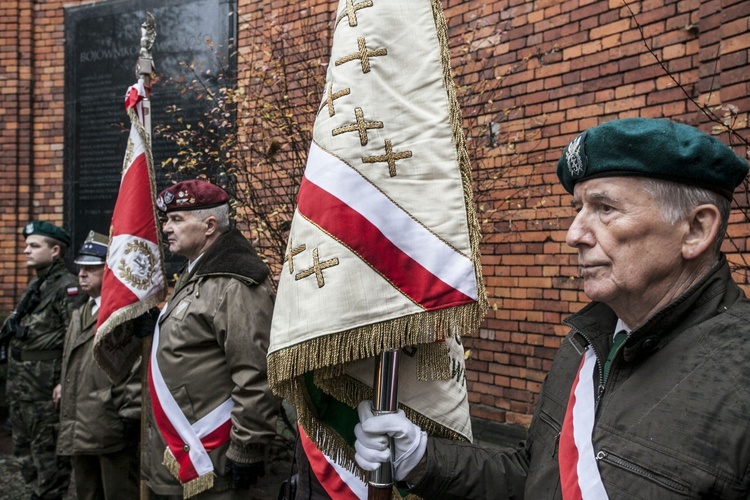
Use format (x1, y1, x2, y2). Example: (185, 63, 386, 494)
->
(94, 79, 167, 382)
(268, 0, 488, 490)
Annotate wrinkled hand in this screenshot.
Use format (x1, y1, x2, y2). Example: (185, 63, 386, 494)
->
(354, 400, 427, 481)
(225, 459, 265, 490)
(132, 307, 160, 338)
(52, 383, 62, 410)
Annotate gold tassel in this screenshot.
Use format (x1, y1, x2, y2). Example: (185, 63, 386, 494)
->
(181, 473, 215, 499)
(163, 448, 181, 479)
(162, 448, 216, 499)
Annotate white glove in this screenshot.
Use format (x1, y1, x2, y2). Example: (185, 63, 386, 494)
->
(354, 400, 427, 481)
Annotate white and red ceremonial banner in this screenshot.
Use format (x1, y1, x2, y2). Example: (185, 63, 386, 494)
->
(94, 79, 167, 383)
(268, 0, 487, 496)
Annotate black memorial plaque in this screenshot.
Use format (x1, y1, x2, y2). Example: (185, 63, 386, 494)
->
(64, 0, 236, 275)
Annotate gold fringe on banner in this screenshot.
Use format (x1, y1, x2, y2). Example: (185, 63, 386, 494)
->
(268, 300, 483, 390)
(93, 292, 162, 384)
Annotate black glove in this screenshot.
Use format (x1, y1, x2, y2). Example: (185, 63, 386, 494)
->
(225, 459, 265, 489)
(121, 419, 141, 444)
(132, 307, 160, 338)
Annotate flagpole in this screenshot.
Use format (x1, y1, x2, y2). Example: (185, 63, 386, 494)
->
(136, 13, 156, 500)
(368, 349, 400, 500)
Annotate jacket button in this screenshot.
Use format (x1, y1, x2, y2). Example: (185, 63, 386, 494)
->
(183, 444, 190, 453)
(642, 337, 658, 351)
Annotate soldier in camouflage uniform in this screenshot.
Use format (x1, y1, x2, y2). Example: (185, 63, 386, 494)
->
(2, 221, 79, 500)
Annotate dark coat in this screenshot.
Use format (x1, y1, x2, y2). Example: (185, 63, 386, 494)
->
(57, 302, 142, 455)
(413, 258, 750, 499)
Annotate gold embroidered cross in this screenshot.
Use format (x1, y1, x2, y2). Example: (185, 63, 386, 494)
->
(319, 83, 351, 117)
(336, 0, 374, 28)
(284, 242, 306, 274)
(335, 37, 387, 74)
(295, 248, 340, 288)
(332, 107, 383, 146)
(362, 139, 413, 177)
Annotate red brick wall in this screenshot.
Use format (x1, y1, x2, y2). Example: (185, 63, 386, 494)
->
(1, 1, 84, 303)
(441, 0, 750, 426)
(1, 0, 748, 426)
(0, 1, 33, 303)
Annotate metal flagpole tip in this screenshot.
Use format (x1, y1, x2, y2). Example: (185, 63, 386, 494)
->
(136, 13, 157, 78)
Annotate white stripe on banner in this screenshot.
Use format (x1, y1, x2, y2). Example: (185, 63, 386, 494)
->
(572, 347, 609, 500)
(150, 304, 232, 476)
(305, 142, 478, 301)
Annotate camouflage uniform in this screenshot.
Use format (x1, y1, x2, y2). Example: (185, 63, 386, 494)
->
(5, 258, 78, 499)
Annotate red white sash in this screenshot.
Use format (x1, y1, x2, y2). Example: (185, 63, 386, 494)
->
(559, 346, 609, 500)
(299, 426, 366, 500)
(148, 304, 233, 496)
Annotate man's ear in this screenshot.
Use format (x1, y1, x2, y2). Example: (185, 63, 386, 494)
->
(50, 243, 61, 259)
(682, 204, 721, 260)
(204, 216, 218, 237)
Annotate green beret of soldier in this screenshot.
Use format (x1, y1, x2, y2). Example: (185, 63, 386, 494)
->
(557, 118, 749, 199)
(156, 180, 229, 213)
(22, 220, 72, 247)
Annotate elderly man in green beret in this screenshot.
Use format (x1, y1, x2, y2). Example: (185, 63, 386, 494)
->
(2, 221, 79, 499)
(353, 118, 750, 499)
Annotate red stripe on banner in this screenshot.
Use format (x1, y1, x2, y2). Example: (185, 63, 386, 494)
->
(299, 427, 360, 500)
(559, 357, 586, 500)
(297, 176, 475, 311)
(111, 153, 159, 241)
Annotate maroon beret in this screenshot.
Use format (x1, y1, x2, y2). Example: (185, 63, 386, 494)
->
(156, 180, 229, 213)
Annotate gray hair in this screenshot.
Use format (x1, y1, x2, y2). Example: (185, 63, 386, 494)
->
(642, 178, 730, 257)
(190, 204, 231, 233)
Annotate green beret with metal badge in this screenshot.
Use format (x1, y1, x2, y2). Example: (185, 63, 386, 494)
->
(22, 220, 72, 247)
(557, 118, 749, 199)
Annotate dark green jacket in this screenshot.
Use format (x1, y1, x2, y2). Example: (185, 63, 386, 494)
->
(413, 258, 750, 499)
(11, 258, 79, 352)
(6, 259, 78, 403)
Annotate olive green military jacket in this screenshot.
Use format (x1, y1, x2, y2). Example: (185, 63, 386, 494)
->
(142, 229, 280, 495)
(412, 258, 750, 499)
(6, 259, 78, 403)
(11, 259, 78, 352)
(57, 301, 142, 455)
